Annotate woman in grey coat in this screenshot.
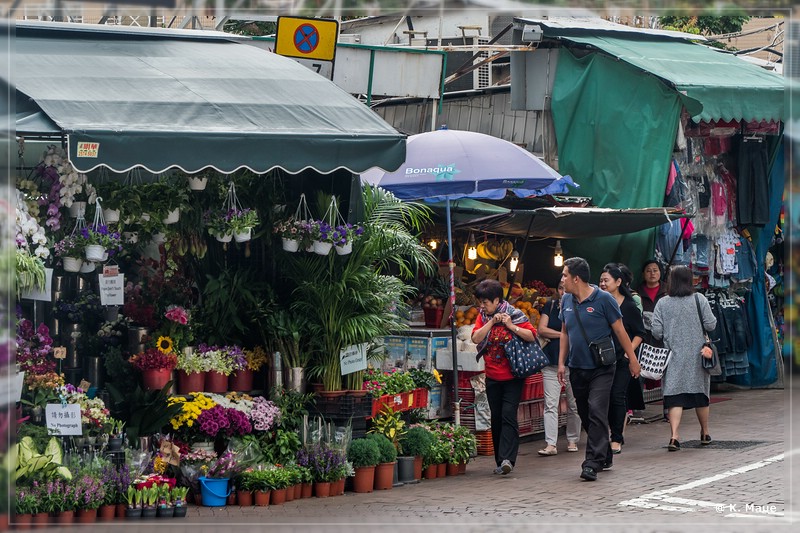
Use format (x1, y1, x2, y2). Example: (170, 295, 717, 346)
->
(651, 266, 717, 452)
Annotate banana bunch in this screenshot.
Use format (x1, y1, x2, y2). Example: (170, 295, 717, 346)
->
(172, 232, 208, 258)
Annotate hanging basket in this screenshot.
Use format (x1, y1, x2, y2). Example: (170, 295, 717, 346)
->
(151, 232, 167, 245)
(80, 261, 96, 273)
(63, 257, 82, 272)
(282, 238, 300, 252)
(234, 229, 252, 243)
(188, 177, 208, 191)
(163, 208, 180, 225)
(85, 245, 105, 262)
(123, 232, 138, 244)
(216, 233, 233, 243)
(103, 208, 120, 223)
(335, 242, 352, 255)
(313, 241, 332, 255)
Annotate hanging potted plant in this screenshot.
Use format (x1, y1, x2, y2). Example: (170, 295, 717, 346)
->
(128, 347, 177, 391)
(77, 224, 123, 262)
(139, 179, 189, 226)
(187, 170, 213, 191)
(332, 223, 363, 255)
(57, 162, 96, 218)
(54, 234, 84, 272)
(94, 180, 126, 223)
(228, 208, 260, 243)
(273, 217, 309, 252)
(308, 220, 335, 255)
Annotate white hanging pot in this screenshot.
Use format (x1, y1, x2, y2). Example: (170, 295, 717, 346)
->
(103, 208, 120, 224)
(216, 233, 233, 243)
(163, 208, 180, 225)
(68, 201, 87, 218)
(63, 257, 82, 272)
(80, 260, 96, 273)
(123, 232, 138, 244)
(282, 238, 300, 252)
(305, 243, 314, 252)
(85, 245, 105, 262)
(151, 232, 167, 245)
(234, 229, 252, 243)
(140, 213, 151, 222)
(188, 177, 208, 191)
(335, 242, 353, 255)
(313, 240, 332, 256)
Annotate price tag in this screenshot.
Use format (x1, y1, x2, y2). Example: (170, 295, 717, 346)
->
(98, 273, 125, 305)
(103, 265, 119, 277)
(53, 347, 67, 360)
(79, 379, 91, 391)
(45, 403, 83, 435)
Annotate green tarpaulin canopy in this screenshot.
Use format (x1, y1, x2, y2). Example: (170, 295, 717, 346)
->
(558, 34, 785, 123)
(14, 22, 406, 174)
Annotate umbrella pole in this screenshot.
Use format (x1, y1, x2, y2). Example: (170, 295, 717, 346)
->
(446, 199, 461, 425)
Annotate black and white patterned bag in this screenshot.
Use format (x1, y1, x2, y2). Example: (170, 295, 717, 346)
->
(637, 343, 673, 380)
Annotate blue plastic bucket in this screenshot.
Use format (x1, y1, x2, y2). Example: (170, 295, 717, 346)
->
(199, 476, 230, 507)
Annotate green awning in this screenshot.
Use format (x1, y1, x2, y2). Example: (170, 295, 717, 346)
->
(13, 22, 406, 174)
(559, 35, 785, 123)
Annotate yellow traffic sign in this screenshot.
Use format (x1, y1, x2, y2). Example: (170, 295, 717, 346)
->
(275, 16, 338, 62)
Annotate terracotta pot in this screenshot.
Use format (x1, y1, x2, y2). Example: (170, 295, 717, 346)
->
(115, 504, 127, 518)
(98, 504, 116, 520)
(227, 493, 236, 506)
(301, 483, 313, 499)
(374, 462, 395, 490)
(56, 510, 75, 524)
(446, 463, 459, 476)
(271, 488, 287, 505)
(141, 368, 172, 391)
(285, 485, 295, 502)
(32, 513, 49, 528)
(314, 482, 331, 498)
(423, 464, 437, 479)
(436, 463, 446, 478)
(459, 461, 467, 475)
(228, 369, 254, 392)
(352, 466, 375, 493)
(177, 370, 205, 394)
(254, 490, 270, 506)
(414, 456, 423, 480)
(293, 484, 302, 500)
(13, 513, 31, 529)
(332, 477, 345, 496)
(204, 371, 228, 393)
(237, 490, 253, 506)
(78, 509, 97, 524)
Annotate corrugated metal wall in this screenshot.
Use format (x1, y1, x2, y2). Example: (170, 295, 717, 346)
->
(373, 89, 560, 170)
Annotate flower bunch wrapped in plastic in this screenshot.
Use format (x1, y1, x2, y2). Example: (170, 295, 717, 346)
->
(133, 473, 176, 490)
(60, 383, 111, 434)
(203, 450, 240, 479)
(249, 396, 281, 432)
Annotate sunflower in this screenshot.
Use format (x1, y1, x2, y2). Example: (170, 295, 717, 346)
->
(156, 336, 174, 354)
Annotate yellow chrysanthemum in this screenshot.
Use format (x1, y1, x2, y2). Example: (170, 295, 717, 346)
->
(156, 336, 174, 354)
(153, 456, 167, 474)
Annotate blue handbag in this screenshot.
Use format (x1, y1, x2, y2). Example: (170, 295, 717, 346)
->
(503, 334, 550, 379)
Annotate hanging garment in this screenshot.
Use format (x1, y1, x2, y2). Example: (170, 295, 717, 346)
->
(718, 164, 738, 225)
(733, 236, 756, 282)
(737, 138, 770, 226)
(692, 234, 712, 269)
(657, 219, 688, 265)
(715, 228, 740, 275)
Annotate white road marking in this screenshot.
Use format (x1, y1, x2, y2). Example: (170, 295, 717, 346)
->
(618, 453, 785, 517)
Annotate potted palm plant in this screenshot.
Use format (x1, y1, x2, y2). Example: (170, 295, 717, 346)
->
(285, 187, 435, 392)
(347, 438, 380, 493)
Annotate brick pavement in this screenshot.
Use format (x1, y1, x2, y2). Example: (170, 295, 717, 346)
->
(42, 386, 797, 533)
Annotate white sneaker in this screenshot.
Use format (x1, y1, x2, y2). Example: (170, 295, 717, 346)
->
(500, 459, 513, 474)
(538, 445, 558, 456)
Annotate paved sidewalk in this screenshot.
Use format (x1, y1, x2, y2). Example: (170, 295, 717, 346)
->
(43, 386, 797, 533)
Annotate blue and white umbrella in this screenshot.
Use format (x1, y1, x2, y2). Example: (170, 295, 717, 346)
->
(361, 128, 576, 415)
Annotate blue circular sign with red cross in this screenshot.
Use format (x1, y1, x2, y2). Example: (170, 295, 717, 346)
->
(293, 24, 319, 54)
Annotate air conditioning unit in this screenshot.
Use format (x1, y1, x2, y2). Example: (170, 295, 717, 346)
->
(430, 36, 494, 91)
(474, 37, 493, 89)
(338, 33, 361, 44)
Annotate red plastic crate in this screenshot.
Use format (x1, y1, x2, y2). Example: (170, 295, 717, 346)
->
(412, 388, 429, 409)
(370, 390, 415, 418)
(457, 370, 482, 389)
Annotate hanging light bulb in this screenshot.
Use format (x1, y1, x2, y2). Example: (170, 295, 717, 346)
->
(509, 250, 520, 273)
(428, 239, 438, 250)
(467, 233, 477, 260)
(553, 240, 563, 267)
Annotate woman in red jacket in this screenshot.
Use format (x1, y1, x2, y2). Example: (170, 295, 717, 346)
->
(472, 279, 537, 475)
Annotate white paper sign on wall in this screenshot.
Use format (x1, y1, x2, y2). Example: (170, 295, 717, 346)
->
(98, 273, 124, 306)
(45, 403, 83, 435)
(340, 343, 368, 376)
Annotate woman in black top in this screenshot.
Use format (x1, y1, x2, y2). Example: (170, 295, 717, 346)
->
(599, 263, 646, 455)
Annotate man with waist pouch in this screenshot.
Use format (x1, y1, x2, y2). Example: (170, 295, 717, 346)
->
(557, 257, 641, 482)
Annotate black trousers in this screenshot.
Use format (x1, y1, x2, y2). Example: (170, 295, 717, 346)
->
(485, 376, 524, 467)
(570, 364, 615, 471)
(608, 358, 631, 445)
(737, 139, 769, 226)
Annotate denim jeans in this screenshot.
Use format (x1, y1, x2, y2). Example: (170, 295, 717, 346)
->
(542, 365, 581, 446)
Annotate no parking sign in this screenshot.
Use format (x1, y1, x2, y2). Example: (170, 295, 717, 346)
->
(275, 16, 338, 62)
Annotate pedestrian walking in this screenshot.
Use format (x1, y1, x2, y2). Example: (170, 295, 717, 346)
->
(536, 282, 581, 456)
(651, 266, 718, 451)
(472, 279, 537, 475)
(557, 257, 641, 481)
